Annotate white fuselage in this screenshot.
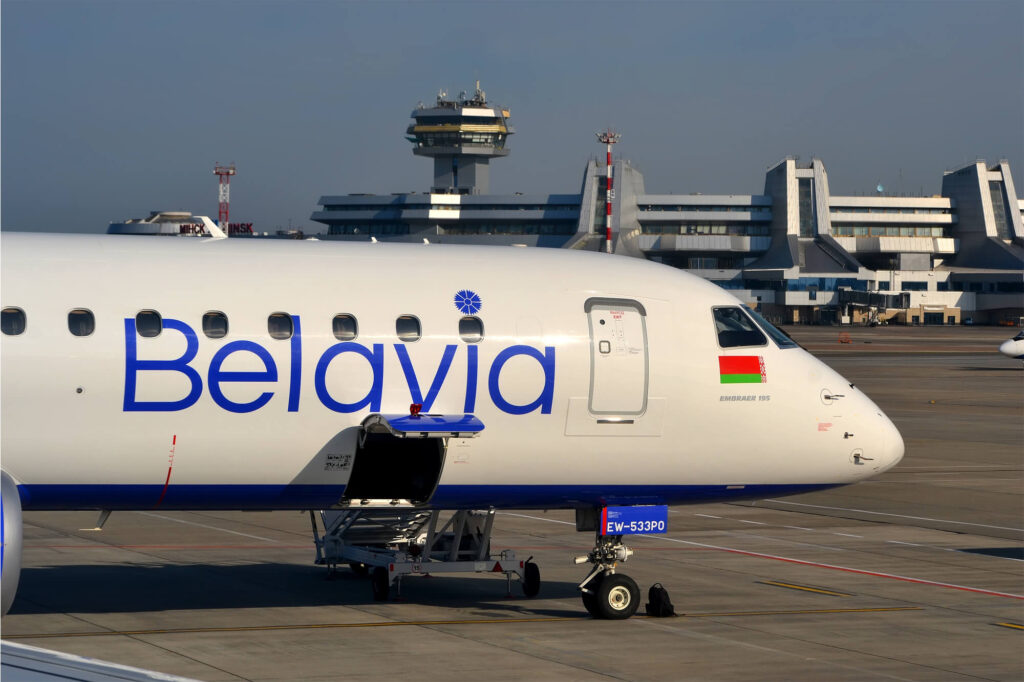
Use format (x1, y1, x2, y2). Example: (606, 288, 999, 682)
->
(1, 233, 904, 511)
(998, 332, 1024, 360)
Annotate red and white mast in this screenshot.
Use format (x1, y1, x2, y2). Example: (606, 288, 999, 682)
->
(213, 163, 236, 235)
(596, 130, 620, 254)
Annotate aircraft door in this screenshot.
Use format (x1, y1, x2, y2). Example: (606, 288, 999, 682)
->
(586, 299, 648, 415)
(343, 432, 445, 504)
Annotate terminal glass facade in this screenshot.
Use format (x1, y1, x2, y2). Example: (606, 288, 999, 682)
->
(798, 179, 814, 237)
(832, 226, 949, 237)
(990, 181, 1010, 239)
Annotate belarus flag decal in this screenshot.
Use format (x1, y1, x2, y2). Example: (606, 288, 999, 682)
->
(719, 355, 767, 384)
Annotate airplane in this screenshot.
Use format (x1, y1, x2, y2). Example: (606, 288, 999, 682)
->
(0, 231, 904, 620)
(998, 330, 1024, 360)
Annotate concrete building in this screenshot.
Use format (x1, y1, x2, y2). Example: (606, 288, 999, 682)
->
(107, 211, 259, 237)
(407, 81, 512, 196)
(311, 88, 1024, 325)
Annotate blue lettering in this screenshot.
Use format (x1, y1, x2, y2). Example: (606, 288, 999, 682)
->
(394, 344, 456, 412)
(487, 345, 556, 415)
(315, 343, 384, 413)
(123, 318, 203, 412)
(121, 319, 560, 418)
(208, 341, 278, 413)
(464, 345, 478, 413)
(288, 316, 302, 412)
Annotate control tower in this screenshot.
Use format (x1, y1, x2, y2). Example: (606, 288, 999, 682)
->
(406, 82, 513, 195)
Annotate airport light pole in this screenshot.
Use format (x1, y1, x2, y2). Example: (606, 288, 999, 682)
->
(596, 130, 620, 254)
(214, 163, 236, 236)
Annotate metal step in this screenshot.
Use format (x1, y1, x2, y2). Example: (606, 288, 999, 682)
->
(321, 509, 434, 547)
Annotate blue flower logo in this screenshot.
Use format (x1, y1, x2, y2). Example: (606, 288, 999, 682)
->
(454, 289, 482, 315)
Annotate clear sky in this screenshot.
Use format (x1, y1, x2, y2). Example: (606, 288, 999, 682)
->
(2, 0, 1022, 234)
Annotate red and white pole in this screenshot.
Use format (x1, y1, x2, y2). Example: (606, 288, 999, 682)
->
(214, 163, 236, 236)
(595, 130, 620, 254)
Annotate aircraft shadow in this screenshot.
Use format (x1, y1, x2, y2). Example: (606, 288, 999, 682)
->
(959, 547, 1024, 560)
(958, 366, 1022, 371)
(11, 563, 584, 617)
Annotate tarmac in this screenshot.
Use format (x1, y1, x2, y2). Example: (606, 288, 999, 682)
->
(2, 325, 1022, 681)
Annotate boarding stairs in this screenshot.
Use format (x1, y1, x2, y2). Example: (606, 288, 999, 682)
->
(315, 507, 434, 550)
(310, 507, 535, 601)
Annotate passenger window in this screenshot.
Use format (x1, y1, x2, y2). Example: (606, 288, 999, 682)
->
(459, 316, 483, 343)
(712, 307, 766, 348)
(203, 311, 229, 339)
(268, 313, 293, 340)
(1, 308, 26, 336)
(136, 310, 162, 338)
(333, 314, 358, 341)
(68, 309, 95, 337)
(396, 315, 421, 342)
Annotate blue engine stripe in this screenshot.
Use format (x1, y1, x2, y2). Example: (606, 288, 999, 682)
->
(16, 483, 839, 511)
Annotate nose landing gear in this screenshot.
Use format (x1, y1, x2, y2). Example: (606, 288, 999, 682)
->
(576, 533, 640, 619)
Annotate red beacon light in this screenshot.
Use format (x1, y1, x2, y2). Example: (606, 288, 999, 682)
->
(409, 403, 423, 417)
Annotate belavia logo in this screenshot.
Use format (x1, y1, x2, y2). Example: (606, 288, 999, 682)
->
(121, 317, 555, 416)
(718, 356, 766, 384)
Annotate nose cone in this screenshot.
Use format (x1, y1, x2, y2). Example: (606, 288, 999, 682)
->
(875, 410, 905, 474)
(998, 340, 1016, 358)
(848, 393, 904, 479)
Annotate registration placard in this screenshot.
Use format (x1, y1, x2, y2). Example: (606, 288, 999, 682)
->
(601, 505, 668, 535)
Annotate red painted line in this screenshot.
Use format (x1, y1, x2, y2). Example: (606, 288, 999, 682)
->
(759, 556, 1024, 599)
(155, 435, 177, 508)
(153, 467, 173, 508)
(681, 541, 1024, 600)
(504, 512, 1022, 601)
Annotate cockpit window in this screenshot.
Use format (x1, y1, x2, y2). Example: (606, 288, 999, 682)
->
(743, 306, 799, 349)
(712, 307, 767, 348)
(1014, 330, 1024, 341)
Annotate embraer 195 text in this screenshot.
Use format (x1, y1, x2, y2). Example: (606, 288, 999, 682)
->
(0, 233, 904, 619)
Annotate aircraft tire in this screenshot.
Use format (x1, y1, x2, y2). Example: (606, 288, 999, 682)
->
(594, 573, 640, 620)
(370, 567, 389, 601)
(581, 573, 605, 617)
(522, 560, 540, 597)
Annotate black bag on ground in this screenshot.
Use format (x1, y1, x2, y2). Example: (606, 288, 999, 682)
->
(644, 582, 676, 617)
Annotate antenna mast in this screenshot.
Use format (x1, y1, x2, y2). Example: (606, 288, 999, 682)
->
(595, 130, 621, 254)
(213, 163, 236, 235)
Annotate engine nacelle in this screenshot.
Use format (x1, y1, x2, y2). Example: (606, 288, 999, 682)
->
(2, 469, 23, 615)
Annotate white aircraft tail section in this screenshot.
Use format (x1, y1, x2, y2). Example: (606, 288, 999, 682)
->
(196, 215, 227, 239)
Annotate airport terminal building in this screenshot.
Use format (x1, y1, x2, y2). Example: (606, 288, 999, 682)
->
(95, 85, 1013, 325)
(311, 87, 1023, 325)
